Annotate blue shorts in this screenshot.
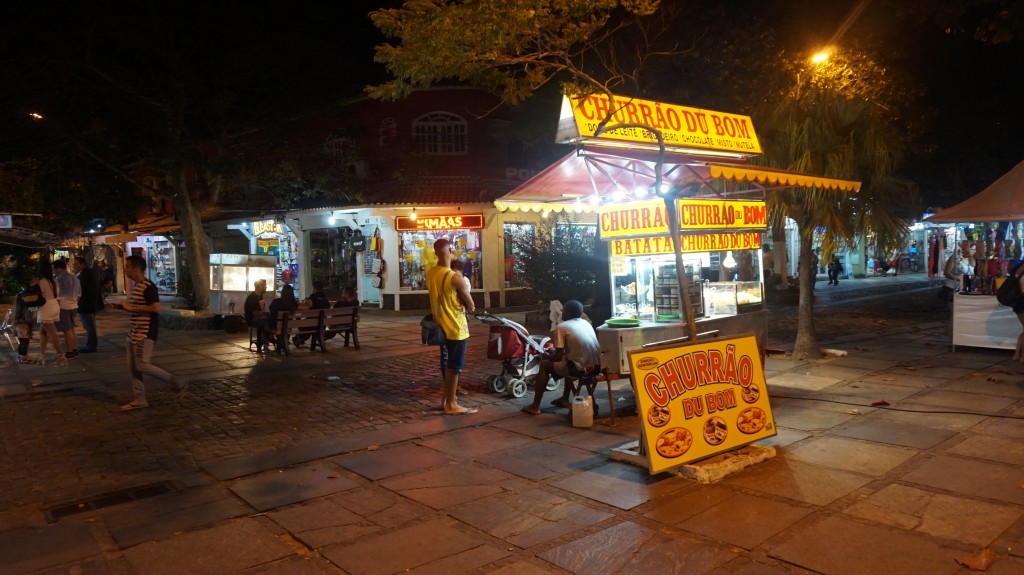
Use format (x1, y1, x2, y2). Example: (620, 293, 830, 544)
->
(55, 309, 76, 332)
(440, 338, 468, 374)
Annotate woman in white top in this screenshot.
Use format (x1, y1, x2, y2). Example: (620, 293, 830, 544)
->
(35, 262, 67, 365)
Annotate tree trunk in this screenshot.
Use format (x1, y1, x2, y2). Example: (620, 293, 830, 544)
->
(791, 231, 819, 360)
(172, 171, 211, 312)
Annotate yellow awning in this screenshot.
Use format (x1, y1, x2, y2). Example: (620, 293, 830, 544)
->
(708, 164, 861, 192)
(493, 201, 599, 214)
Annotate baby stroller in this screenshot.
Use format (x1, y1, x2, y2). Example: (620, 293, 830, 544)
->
(475, 311, 559, 398)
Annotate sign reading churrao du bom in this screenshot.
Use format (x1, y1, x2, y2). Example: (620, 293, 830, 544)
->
(599, 198, 767, 239)
(559, 93, 762, 155)
(628, 335, 775, 474)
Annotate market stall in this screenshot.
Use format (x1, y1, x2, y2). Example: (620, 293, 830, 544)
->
(496, 92, 861, 378)
(926, 158, 1024, 350)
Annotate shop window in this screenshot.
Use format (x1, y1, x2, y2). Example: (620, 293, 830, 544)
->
(412, 112, 467, 155)
(399, 229, 482, 290)
(503, 223, 535, 288)
(309, 228, 358, 297)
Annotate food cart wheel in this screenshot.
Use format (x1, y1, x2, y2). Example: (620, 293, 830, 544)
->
(490, 375, 509, 395)
(544, 376, 559, 392)
(509, 378, 528, 398)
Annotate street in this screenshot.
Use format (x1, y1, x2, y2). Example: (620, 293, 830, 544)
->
(2, 274, 1023, 575)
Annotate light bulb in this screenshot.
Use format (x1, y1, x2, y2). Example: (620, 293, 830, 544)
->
(723, 251, 737, 268)
(410, 209, 417, 221)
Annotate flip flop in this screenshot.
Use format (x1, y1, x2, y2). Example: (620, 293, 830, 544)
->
(521, 406, 541, 415)
(444, 407, 478, 415)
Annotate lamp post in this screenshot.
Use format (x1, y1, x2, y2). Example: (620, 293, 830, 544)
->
(662, 182, 703, 342)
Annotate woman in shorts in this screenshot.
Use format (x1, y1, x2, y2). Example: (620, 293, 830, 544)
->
(35, 262, 67, 365)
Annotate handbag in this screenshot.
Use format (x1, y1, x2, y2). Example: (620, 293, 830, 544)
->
(937, 285, 954, 302)
(420, 270, 453, 345)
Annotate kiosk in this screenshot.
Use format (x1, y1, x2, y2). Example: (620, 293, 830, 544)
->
(208, 253, 278, 316)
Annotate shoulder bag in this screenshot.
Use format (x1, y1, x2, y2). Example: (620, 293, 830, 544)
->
(421, 270, 453, 345)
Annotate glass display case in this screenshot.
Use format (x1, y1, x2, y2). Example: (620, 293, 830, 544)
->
(736, 280, 763, 308)
(208, 254, 278, 315)
(611, 254, 704, 322)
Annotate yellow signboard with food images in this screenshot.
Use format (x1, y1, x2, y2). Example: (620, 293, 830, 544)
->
(628, 335, 775, 474)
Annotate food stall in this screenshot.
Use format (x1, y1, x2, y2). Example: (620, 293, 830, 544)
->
(926, 159, 1024, 351)
(495, 93, 861, 377)
(208, 253, 278, 316)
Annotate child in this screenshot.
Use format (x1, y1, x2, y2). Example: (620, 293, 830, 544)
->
(13, 290, 36, 364)
(449, 259, 472, 292)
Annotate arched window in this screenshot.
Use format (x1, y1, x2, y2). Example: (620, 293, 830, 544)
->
(412, 112, 467, 155)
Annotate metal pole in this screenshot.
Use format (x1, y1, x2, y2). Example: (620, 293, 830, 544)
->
(663, 195, 697, 341)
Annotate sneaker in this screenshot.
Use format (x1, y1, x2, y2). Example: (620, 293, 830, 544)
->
(173, 376, 189, 399)
(120, 399, 149, 411)
(65, 350, 79, 359)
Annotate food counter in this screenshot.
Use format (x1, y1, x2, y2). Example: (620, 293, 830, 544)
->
(951, 293, 1020, 351)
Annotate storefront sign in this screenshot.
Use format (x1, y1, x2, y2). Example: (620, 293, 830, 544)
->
(599, 199, 767, 238)
(610, 232, 762, 256)
(562, 93, 761, 154)
(629, 335, 775, 473)
(253, 220, 285, 237)
(395, 214, 484, 231)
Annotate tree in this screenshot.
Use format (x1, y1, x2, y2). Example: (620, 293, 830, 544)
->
(757, 49, 921, 359)
(510, 213, 598, 304)
(0, 2, 379, 310)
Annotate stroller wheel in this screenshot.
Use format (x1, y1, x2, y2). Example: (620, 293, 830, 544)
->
(491, 376, 509, 394)
(509, 378, 528, 398)
(544, 376, 559, 392)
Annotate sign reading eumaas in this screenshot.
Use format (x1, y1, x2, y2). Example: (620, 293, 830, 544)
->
(395, 214, 484, 232)
(628, 335, 775, 474)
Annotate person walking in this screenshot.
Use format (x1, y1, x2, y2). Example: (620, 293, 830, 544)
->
(120, 255, 187, 411)
(53, 259, 81, 359)
(74, 256, 100, 353)
(426, 238, 477, 415)
(35, 262, 68, 365)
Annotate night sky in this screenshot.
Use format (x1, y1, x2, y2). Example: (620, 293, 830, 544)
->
(1, 0, 1022, 212)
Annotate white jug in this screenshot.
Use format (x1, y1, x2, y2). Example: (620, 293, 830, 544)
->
(571, 396, 593, 428)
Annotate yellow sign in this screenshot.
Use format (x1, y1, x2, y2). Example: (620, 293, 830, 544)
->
(599, 199, 767, 238)
(253, 220, 284, 237)
(610, 232, 761, 256)
(566, 93, 761, 154)
(628, 335, 775, 474)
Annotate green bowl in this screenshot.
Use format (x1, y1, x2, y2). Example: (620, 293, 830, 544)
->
(656, 313, 679, 320)
(605, 318, 641, 328)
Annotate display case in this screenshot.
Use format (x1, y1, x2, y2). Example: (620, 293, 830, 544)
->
(611, 255, 704, 322)
(704, 282, 737, 317)
(208, 254, 278, 316)
(736, 280, 763, 309)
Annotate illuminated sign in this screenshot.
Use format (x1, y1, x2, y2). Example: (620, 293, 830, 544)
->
(562, 93, 761, 154)
(0, 214, 11, 229)
(599, 199, 767, 238)
(629, 335, 775, 473)
(610, 232, 761, 256)
(253, 220, 284, 237)
(395, 214, 484, 231)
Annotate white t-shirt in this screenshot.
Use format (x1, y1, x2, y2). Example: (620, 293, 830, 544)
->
(554, 317, 600, 371)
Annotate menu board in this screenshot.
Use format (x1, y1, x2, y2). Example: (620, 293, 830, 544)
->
(627, 335, 775, 474)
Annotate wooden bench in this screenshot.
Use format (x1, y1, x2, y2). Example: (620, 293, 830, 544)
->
(271, 307, 359, 356)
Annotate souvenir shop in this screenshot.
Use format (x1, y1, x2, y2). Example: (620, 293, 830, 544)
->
(126, 235, 179, 295)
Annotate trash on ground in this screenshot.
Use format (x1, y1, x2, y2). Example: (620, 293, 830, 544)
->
(367, 444, 380, 451)
(844, 409, 861, 415)
(820, 348, 848, 358)
(326, 376, 340, 381)
(954, 548, 994, 571)
(871, 400, 891, 407)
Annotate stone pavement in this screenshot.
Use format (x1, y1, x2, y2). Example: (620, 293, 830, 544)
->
(2, 274, 1024, 574)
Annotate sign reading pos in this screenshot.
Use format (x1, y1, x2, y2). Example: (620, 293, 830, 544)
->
(628, 335, 775, 474)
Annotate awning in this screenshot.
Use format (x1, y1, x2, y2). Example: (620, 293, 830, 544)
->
(926, 158, 1024, 223)
(494, 148, 861, 212)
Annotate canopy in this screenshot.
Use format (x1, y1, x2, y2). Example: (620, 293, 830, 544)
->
(494, 148, 861, 213)
(926, 159, 1024, 223)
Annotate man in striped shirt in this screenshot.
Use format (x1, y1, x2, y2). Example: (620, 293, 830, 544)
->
(120, 255, 188, 411)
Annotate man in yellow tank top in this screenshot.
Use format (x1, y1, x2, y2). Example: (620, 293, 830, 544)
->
(427, 238, 478, 414)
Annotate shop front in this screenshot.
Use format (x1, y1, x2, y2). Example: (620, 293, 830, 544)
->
(126, 235, 178, 295)
(251, 219, 301, 297)
(496, 92, 861, 375)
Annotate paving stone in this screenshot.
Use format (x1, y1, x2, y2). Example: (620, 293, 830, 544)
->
(378, 462, 517, 509)
(872, 402, 988, 431)
(449, 488, 612, 549)
(819, 356, 902, 372)
(238, 555, 335, 575)
(482, 562, 558, 575)
(108, 495, 250, 548)
(0, 520, 101, 574)
(755, 427, 811, 448)
(723, 458, 872, 506)
(676, 491, 812, 549)
(335, 443, 455, 481)
(902, 454, 1024, 505)
(770, 404, 858, 432)
(902, 388, 1019, 413)
(546, 425, 639, 454)
(829, 417, 957, 449)
(321, 518, 492, 575)
(121, 518, 294, 575)
(767, 372, 842, 391)
(406, 544, 511, 575)
(784, 436, 918, 476)
(800, 364, 877, 382)
(641, 484, 731, 524)
(948, 434, 1024, 466)
(770, 514, 960, 575)
(228, 462, 359, 511)
(486, 412, 574, 439)
(706, 560, 795, 575)
(416, 426, 536, 458)
(843, 484, 1023, 546)
(539, 520, 735, 574)
(972, 405, 1024, 438)
(475, 441, 604, 480)
(549, 462, 688, 511)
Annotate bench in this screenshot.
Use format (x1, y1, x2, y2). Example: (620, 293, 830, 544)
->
(271, 307, 359, 356)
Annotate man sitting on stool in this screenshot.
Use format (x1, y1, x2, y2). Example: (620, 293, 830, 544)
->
(522, 300, 601, 415)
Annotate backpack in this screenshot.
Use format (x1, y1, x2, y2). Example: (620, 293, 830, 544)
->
(20, 280, 46, 307)
(996, 262, 1024, 309)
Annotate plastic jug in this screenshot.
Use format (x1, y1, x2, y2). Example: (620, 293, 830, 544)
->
(571, 396, 593, 428)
